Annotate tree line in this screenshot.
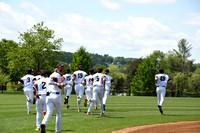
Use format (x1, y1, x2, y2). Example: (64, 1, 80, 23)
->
(0, 22, 200, 97)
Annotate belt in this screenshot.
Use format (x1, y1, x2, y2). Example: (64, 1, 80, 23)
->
(51, 92, 60, 94)
(38, 94, 46, 96)
(157, 86, 166, 87)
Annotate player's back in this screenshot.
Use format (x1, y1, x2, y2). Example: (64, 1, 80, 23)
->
(104, 74, 113, 86)
(73, 70, 87, 84)
(63, 74, 73, 85)
(21, 74, 35, 91)
(156, 74, 169, 87)
(35, 77, 49, 94)
(93, 73, 104, 87)
(85, 75, 93, 87)
(49, 72, 62, 93)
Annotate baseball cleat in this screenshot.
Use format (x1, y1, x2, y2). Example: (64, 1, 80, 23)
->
(35, 128, 40, 131)
(41, 124, 46, 133)
(84, 99, 87, 107)
(64, 98, 67, 104)
(78, 108, 81, 112)
(26, 95, 30, 102)
(158, 105, 163, 115)
(43, 111, 46, 116)
(87, 112, 91, 115)
(77, 96, 81, 104)
(87, 98, 91, 106)
(33, 97, 36, 104)
(100, 112, 104, 116)
(67, 105, 70, 109)
(27, 111, 31, 114)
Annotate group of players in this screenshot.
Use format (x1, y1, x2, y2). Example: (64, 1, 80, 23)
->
(18, 64, 114, 133)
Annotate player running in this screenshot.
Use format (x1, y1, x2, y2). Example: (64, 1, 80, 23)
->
(72, 65, 87, 112)
(34, 70, 48, 131)
(18, 68, 35, 114)
(41, 65, 65, 133)
(102, 69, 114, 113)
(87, 68, 105, 116)
(62, 68, 73, 109)
(155, 68, 171, 114)
(82, 68, 94, 107)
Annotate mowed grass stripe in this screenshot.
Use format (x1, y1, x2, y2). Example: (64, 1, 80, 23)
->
(0, 94, 200, 133)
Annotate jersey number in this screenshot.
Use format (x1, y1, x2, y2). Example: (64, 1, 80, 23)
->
(96, 76, 100, 81)
(42, 82, 46, 89)
(78, 73, 83, 78)
(66, 76, 71, 81)
(160, 76, 166, 81)
(27, 77, 30, 83)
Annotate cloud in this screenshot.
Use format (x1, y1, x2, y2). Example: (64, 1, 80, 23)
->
(185, 13, 200, 25)
(45, 13, 184, 58)
(100, 0, 120, 10)
(0, 1, 199, 63)
(123, 0, 177, 5)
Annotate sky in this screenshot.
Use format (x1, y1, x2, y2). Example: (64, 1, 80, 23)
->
(0, 0, 200, 63)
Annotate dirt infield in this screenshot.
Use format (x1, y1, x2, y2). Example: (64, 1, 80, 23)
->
(112, 121, 200, 133)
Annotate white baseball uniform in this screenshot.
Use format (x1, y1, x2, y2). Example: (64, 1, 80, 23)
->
(63, 73, 73, 107)
(63, 73, 73, 97)
(73, 70, 87, 109)
(88, 73, 105, 114)
(34, 77, 48, 129)
(102, 74, 113, 105)
(41, 72, 62, 133)
(155, 73, 169, 106)
(84, 75, 93, 100)
(20, 74, 35, 112)
(35, 75, 41, 81)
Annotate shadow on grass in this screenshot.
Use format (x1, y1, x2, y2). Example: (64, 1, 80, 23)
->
(47, 129, 73, 132)
(162, 114, 184, 116)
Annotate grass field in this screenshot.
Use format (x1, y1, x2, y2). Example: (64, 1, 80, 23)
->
(0, 94, 200, 133)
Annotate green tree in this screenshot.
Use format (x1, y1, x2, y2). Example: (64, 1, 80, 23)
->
(8, 22, 63, 79)
(173, 39, 193, 73)
(0, 39, 19, 75)
(108, 65, 126, 93)
(188, 68, 200, 96)
(0, 69, 10, 85)
(70, 46, 91, 73)
(172, 72, 187, 97)
(147, 50, 165, 69)
(113, 57, 126, 65)
(130, 59, 157, 96)
(125, 58, 143, 90)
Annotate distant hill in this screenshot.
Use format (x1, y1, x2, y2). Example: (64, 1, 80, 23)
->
(59, 51, 138, 67)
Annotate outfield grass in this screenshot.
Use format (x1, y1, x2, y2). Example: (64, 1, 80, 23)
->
(0, 94, 200, 133)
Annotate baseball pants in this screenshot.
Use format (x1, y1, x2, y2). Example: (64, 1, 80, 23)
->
(24, 90, 34, 112)
(36, 94, 46, 129)
(88, 86, 104, 113)
(42, 93, 62, 133)
(75, 84, 84, 109)
(156, 87, 166, 106)
(102, 85, 110, 105)
(64, 86, 72, 97)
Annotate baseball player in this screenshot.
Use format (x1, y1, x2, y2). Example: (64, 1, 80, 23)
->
(41, 65, 65, 133)
(93, 70, 98, 110)
(62, 68, 73, 109)
(155, 68, 171, 114)
(102, 69, 114, 113)
(87, 68, 105, 116)
(34, 70, 48, 131)
(18, 68, 35, 114)
(83, 68, 94, 107)
(72, 65, 87, 112)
